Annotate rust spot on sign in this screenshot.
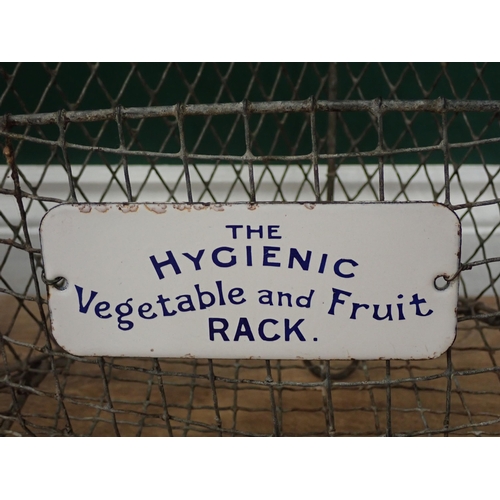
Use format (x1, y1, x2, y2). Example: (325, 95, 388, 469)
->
(78, 204, 92, 213)
(118, 204, 139, 213)
(247, 203, 259, 211)
(210, 204, 225, 212)
(95, 205, 111, 213)
(304, 203, 315, 210)
(145, 204, 167, 214)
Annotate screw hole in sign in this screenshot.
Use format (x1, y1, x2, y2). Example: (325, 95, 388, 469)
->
(434, 275, 450, 291)
(41, 270, 68, 290)
(49, 276, 69, 291)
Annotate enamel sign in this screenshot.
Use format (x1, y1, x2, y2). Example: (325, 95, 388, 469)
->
(40, 203, 460, 359)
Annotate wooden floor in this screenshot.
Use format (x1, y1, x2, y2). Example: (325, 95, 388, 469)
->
(1, 295, 500, 436)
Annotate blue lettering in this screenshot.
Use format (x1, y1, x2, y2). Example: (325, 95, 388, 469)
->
(263, 246, 280, 267)
(328, 288, 352, 315)
(234, 317, 255, 341)
(278, 291, 292, 307)
(288, 248, 311, 271)
(75, 285, 98, 314)
(258, 289, 273, 305)
(116, 298, 134, 331)
(373, 304, 393, 321)
(246, 245, 252, 266)
(138, 302, 157, 319)
(268, 225, 281, 239)
(296, 290, 315, 308)
(149, 251, 181, 279)
(176, 294, 196, 312)
(95, 301, 112, 319)
(212, 247, 236, 268)
(318, 253, 328, 274)
(350, 302, 369, 320)
(182, 249, 205, 270)
(228, 287, 246, 305)
(156, 294, 177, 317)
(259, 319, 280, 341)
(246, 225, 263, 239)
(209, 318, 229, 341)
(284, 319, 306, 341)
(225, 225, 243, 239)
(410, 293, 433, 317)
(195, 284, 216, 310)
(333, 259, 358, 279)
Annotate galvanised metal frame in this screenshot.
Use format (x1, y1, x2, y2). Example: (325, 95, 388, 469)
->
(1, 97, 500, 436)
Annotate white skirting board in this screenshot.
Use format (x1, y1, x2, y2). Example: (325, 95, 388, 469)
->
(1, 164, 499, 297)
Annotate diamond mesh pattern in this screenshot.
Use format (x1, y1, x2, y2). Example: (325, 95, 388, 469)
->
(1, 63, 500, 436)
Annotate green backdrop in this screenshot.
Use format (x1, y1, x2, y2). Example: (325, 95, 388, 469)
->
(1, 63, 499, 165)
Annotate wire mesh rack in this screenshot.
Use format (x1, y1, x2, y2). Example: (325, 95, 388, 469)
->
(1, 63, 500, 436)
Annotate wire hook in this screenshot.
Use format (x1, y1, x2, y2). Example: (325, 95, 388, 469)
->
(41, 271, 68, 290)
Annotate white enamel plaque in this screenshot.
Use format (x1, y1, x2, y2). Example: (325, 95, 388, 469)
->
(40, 203, 460, 359)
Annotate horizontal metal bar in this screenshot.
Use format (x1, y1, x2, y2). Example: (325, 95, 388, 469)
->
(1, 128, 499, 163)
(458, 311, 500, 323)
(451, 198, 500, 210)
(3, 99, 500, 128)
(464, 257, 500, 268)
(0, 287, 46, 303)
(0, 238, 40, 253)
(0, 187, 64, 204)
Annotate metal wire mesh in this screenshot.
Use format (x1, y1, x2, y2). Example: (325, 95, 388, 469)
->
(1, 62, 500, 436)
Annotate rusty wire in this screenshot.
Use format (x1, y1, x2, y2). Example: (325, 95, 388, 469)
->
(1, 62, 500, 436)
